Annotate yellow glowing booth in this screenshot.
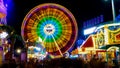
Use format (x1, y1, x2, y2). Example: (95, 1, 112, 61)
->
(78, 35, 96, 54)
(95, 23, 120, 57)
(27, 43, 48, 60)
(77, 23, 120, 60)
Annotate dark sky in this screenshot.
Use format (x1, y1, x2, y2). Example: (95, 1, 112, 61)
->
(5, 0, 120, 50)
(7, 0, 120, 36)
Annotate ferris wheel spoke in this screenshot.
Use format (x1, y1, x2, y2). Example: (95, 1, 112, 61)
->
(51, 35, 63, 56)
(22, 4, 78, 57)
(42, 35, 48, 43)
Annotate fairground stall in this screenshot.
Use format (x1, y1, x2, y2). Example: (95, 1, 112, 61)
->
(95, 23, 120, 61)
(72, 22, 120, 61)
(27, 42, 47, 60)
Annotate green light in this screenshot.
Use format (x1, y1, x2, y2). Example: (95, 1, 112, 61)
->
(36, 16, 63, 42)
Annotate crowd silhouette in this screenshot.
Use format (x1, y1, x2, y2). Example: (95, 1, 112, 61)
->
(0, 55, 119, 68)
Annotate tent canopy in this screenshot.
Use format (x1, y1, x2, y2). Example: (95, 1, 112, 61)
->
(80, 35, 94, 48)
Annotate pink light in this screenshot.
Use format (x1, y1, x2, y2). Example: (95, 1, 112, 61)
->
(0, 0, 7, 18)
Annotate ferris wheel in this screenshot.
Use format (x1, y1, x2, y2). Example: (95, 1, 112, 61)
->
(21, 3, 78, 57)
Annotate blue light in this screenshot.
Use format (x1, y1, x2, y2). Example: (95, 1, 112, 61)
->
(70, 55, 78, 58)
(5, 0, 15, 25)
(77, 39, 84, 45)
(83, 15, 104, 28)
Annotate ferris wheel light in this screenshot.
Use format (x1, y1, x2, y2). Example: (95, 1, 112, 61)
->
(22, 3, 78, 56)
(38, 37, 42, 42)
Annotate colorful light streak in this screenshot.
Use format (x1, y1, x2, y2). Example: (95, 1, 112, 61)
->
(21, 3, 78, 56)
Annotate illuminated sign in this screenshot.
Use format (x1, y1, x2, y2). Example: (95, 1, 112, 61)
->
(84, 26, 96, 35)
(83, 15, 104, 28)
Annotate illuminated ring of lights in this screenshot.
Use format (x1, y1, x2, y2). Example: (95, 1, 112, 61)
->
(21, 3, 78, 56)
(98, 34, 104, 46)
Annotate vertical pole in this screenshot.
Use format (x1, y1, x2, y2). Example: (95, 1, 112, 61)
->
(111, 0, 116, 21)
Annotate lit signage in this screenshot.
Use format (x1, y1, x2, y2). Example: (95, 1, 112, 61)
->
(83, 15, 104, 28)
(84, 26, 96, 35)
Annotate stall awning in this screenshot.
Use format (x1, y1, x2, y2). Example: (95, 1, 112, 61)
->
(80, 35, 94, 48)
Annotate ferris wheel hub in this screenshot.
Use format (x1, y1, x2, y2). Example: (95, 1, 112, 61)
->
(44, 24, 55, 35)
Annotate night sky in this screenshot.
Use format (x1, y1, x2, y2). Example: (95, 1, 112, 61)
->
(7, 0, 120, 36)
(5, 0, 120, 50)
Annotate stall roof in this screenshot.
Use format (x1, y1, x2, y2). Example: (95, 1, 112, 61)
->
(80, 35, 94, 48)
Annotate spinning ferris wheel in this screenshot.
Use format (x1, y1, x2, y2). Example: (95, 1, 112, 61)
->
(21, 3, 78, 57)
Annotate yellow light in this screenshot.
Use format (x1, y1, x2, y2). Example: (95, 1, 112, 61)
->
(16, 49, 21, 54)
(38, 37, 42, 42)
